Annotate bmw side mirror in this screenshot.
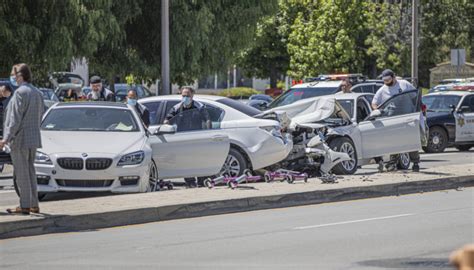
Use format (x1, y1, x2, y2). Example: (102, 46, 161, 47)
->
(153, 124, 176, 135)
(367, 109, 382, 120)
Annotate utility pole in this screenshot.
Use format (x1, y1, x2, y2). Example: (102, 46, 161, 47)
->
(161, 0, 170, 95)
(411, 0, 419, 86)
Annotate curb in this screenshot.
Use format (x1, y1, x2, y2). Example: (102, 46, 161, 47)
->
(1, 175, 473, 239)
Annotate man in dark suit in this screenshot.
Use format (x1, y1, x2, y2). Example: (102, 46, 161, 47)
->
(0, 63, 44, 215)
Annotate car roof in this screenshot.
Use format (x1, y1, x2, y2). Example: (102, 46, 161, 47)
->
(140, 94, 225, 102)
(424, 91, 472, 97)
(291, 81, 342, 89)
(54, 102, 129, 108)
(334, 93, 374, 100)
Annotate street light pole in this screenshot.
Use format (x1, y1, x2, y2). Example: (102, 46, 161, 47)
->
(161, 0, 170, 95)
(411, 0, 419, 85)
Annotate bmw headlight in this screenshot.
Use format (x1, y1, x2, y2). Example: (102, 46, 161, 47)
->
(35, 151, 52, 165)
(117, 151, 145, 166)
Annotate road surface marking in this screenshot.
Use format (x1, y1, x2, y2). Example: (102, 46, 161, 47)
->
(0, 189, 14, 194)
(421, 152, 472, 158)
(293, 213, 415, 230)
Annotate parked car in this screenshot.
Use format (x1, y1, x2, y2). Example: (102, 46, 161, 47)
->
(247, 94, 273, 110)
(139, 95, 293, 176)
(113, 84, 154, 102)
(262, 91, 422, 174)
(350, 81, 383, 95)
(35, 102, 230, 197)
(266, 81, 343, 109)
(39, 88, 59, 108)
(422, 91, 474, 152)
(428, 83, 457, 93)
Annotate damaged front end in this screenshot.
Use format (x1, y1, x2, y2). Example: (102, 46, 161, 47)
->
(258, 96, 353, 177)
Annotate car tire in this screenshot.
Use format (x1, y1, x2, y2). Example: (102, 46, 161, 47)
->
(424, 126, 448, 153)
(329, 137, 358, 175)
(455, 145, 473, 151)
(13, 172, 47, 201)
(146, 161, 159, 192)
(220, 148, 248, 177)
(397, 153, 411, 170)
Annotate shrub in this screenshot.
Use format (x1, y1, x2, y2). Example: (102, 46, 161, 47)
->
(218, 87, 260, 99)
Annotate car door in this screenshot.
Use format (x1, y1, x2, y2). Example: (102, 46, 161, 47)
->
(148, 107, 229, 178)
(358, 90, 421, 158)
(454, 94, 474, 143)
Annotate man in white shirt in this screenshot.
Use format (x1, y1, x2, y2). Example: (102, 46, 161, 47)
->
(371, 69, 420, 172)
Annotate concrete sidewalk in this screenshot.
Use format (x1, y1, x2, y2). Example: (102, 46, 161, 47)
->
(0, 164, 473, 239)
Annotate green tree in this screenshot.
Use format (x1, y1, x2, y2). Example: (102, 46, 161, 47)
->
(237, 14, 289, 88)
(0, 0, 132, 84)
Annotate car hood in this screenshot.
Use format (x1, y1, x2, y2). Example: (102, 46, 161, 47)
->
(259, 96, 351, 129)
(40, 131, 145, 155)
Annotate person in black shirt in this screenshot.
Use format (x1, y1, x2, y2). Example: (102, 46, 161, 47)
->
(163, 86, 210, 131)
(163, 86, 211, 187)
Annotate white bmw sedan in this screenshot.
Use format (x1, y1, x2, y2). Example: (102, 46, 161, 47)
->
(35, 102, 230, 194)
(139, 95, 293, 176)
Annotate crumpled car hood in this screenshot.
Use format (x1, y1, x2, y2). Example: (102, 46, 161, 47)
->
(259, 96, 351, 129)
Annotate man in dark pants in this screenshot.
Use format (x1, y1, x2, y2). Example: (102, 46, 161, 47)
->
(0, 63, 44, 214)
(126, 90, 150, 127)
(164, 86, 211, 187)
(372, 69, 421, 172)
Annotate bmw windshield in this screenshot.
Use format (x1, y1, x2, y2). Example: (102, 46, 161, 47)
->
(422, 95, 461, 112)
(268, 87, 339, 108)
(42, 107, 140, 132)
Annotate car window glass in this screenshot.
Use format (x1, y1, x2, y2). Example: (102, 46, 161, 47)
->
(167, 107, 212, 132)
(268, 87, 339, 108)
(356, 98, 370, 122)
(460, 95, 473, 112)
(203, 104, 224, 129)
(422, 95, 461, 112)
(337, 99, 354, 118)
(379, 90, 418, 117)
(42, 108, 139, 132)
(141, 102, 162, 125)
(165, 100, 180, 120)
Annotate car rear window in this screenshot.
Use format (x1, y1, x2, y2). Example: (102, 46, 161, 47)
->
(215, 98, 261, 116)
(268, 87, 339, 108)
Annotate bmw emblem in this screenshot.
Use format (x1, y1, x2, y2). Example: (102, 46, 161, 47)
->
(82, 153, 88, 158)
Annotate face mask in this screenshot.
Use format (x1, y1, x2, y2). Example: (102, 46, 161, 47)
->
(127, 98, 137, 106)
(182, 96, 192, 106)
(10, 76, 17, 87)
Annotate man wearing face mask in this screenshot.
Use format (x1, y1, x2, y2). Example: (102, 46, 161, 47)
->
(126, 89, 150, 127)
(163, 86, 211, 131)
(163, 86, 211, 188)
(371, 69, 421, 172)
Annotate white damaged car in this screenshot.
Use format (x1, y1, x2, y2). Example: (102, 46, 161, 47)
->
(34, 102, 230, 197)
(139, 95, 293, 177)
(263, 90, 423, 174)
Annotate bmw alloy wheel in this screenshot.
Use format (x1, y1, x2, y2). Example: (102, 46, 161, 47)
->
(222, 155, 241, 177)
(340, 142, 356, 172)
(148, 162, 159, 192)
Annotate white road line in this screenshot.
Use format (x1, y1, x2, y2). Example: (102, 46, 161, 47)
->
(0, 189, 14, 194)
(421, 152, 472, 158)
(293, 213, 415, 230)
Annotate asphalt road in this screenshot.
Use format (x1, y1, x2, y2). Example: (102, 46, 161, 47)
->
(0, 149, 472, 206)
(0, 188, 472, 269)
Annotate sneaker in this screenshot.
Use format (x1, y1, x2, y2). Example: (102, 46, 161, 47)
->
(412, 163, 420, 172)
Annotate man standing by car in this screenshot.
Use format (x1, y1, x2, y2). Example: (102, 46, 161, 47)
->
(164, 86, 211, 187)
(126, 89, 150, 127)
(0, 63, 44, 214)
(338, 78, 353, 94)
(371, 69, 421, 172)
(87, 76, 115, 102)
